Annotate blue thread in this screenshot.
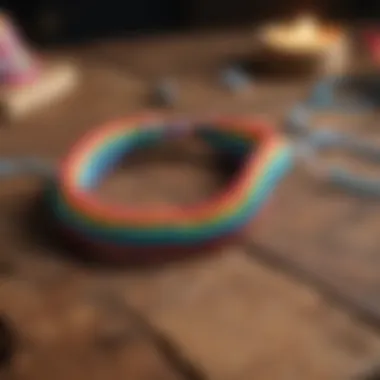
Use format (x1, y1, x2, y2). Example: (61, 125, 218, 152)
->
(307, 80, 334, 108)
(328, 167, 380, 198)
(306, 75, 380, 113)
(284, 104, 310, 135)
(306, 129, 347, 149)
(307, 130, 380, 162)
(0, 160, 20, 176)
(285, 96, 380, 197)
(152, 78, 178, 107)
(345, 140, 380, 162)
(0, 157, 55, 178)
(298, 131, 380, 197)
(220, 66, 251, 91)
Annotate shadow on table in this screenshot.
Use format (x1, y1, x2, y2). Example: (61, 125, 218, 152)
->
(20, 150, 245, 271)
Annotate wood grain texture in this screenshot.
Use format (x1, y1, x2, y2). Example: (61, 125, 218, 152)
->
(0, 29, 379, 380)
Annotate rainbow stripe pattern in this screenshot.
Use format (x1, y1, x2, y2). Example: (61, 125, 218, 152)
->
(48, 114, 293, 263)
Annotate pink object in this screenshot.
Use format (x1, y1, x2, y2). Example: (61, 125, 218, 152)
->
(362, 29, 380, 63)
(0, 13, 40, 86)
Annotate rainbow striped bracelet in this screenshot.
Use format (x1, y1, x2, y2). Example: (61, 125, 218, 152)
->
(47, 114, 292, 263)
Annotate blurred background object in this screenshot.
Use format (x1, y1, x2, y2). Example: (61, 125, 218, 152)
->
(2, 0, 186, 45)
(0, 0, 378, 46)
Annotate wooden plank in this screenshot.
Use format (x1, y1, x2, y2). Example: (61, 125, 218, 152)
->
(2, 175, 380, 380)
(253, 172, 380, 321)
(251, 111, 380, 324)
(0, 30, 380, 380)
(111, 253, 380, 380)
(0, 182, 189, 380)
(0, 276, 185, 380)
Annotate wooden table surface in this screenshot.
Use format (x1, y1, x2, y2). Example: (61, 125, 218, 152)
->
(1, 29, 380, 380)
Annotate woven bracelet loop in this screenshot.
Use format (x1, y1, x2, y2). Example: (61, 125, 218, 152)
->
(48, 114, 292, 263)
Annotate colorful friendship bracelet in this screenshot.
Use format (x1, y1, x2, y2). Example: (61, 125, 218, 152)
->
(47, 114, 292, 263)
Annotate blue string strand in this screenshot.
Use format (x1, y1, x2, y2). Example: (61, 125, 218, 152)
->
(0, 157, 55, 178)
(286, 85, 380, 197)
(306, 74, 379, 112)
